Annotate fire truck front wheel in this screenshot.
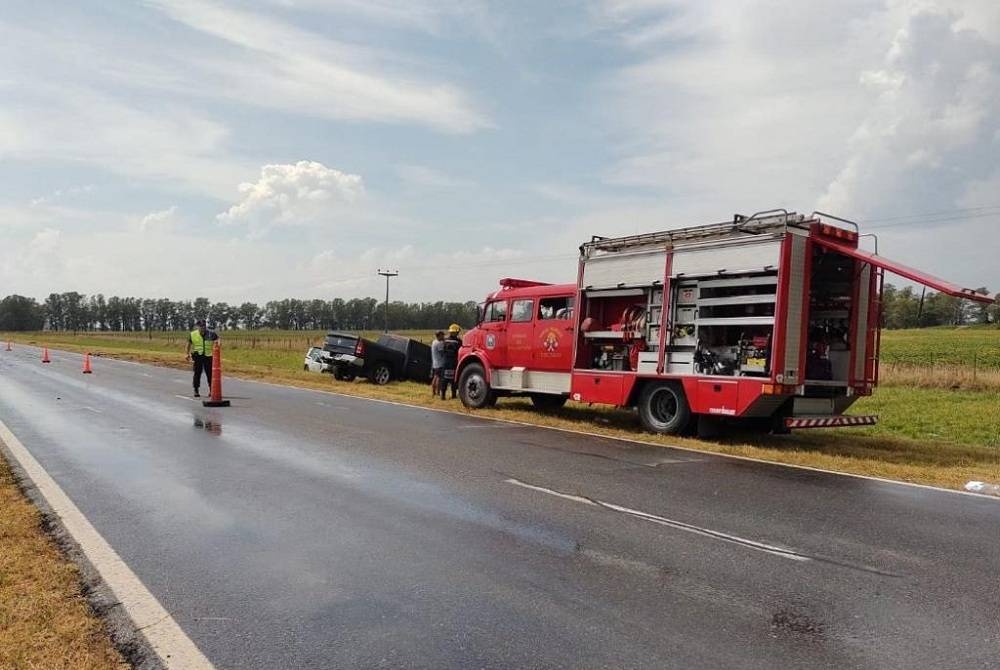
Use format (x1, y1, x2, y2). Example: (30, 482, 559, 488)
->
(458, 363, 496, 409)
(637, 382, 691, 435)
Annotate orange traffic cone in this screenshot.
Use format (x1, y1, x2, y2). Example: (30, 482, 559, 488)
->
(202, 341, 230, 407)
(42, 348, 51, 363)
(82, 353, 93, 374)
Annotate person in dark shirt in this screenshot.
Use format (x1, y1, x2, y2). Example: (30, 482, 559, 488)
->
(440, 324, 462, 400)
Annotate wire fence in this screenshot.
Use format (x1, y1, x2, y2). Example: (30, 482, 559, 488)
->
(9, 330, 439, 351)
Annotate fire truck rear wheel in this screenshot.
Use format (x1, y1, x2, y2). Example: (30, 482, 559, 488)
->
(637, 382, 690, 435)
(530, 394, 567, 411)
(458, 363, 495, 409)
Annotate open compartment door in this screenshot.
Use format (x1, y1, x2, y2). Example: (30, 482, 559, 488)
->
(813, 240, 994, 303)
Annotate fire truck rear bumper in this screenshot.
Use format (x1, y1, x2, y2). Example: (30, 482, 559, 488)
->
(785, 415, 877, 429)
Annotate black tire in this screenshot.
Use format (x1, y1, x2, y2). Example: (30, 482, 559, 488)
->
(637, 382, 691, 435)
(458, 363, 495, 409)
(303, 364, 309, 371)
(530, 394, 567, 411)
(369, 362, 392, 385)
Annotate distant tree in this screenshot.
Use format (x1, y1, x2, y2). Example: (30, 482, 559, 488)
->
(44, 293, 64, 330)
(237, 302, 260, 329)
(0, 295, 45, 331)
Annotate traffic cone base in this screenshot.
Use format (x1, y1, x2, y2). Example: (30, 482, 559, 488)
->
(82, 353, 93, 374)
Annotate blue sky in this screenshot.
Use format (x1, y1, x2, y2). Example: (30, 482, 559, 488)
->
(1, 1, 998, 303)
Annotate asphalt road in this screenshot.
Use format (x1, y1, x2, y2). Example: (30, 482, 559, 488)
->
(1, 345, 998, 669)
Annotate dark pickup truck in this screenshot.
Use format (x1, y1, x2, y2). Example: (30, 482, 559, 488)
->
(322, 332, 432, 385)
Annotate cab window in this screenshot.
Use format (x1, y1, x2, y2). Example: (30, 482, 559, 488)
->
(485, 300, 508, 322)
(511, 299, 534, 323)
(538, 296, 574, 320)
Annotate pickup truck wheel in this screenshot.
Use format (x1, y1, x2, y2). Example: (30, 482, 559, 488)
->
(370, 362, 392, 385)
(530, 394, 567, 411)
(458, 363, 495, 409)
(637, 382, 690, 435)
(303, 364, 309, 371)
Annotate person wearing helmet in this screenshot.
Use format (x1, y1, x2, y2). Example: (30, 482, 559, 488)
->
(440, 323, 462, 400)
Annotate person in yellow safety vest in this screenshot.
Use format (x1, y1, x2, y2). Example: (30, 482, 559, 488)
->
(185, 319, 219, 398)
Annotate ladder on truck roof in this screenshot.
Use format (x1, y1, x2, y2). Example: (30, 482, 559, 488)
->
(581, 209, 813, 255)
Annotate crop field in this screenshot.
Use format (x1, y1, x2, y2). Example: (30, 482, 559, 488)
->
(3, 325, 998, 489)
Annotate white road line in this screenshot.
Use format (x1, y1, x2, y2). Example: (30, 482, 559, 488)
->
(505, 477, 810, 562)
(83, 406, 103, 414)
(0, 420, 215, 669)
(174, 395, 198, 403)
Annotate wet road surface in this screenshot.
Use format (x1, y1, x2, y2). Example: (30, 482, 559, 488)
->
(1, 345, 998, 669)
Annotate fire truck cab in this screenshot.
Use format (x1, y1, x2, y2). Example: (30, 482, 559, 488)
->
(456, 209, 993, 435)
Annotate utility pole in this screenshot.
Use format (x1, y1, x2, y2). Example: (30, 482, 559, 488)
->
(377, 269, 399, 333)
(917, 286, 926, 326)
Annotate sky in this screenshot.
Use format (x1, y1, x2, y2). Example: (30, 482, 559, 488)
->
(1, 0, 997, 304)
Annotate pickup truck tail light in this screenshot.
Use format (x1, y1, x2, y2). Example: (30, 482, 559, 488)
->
(355, 339, 365, 356)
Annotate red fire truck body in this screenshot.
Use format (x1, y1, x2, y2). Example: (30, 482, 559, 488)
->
(456, 210, 993, 434)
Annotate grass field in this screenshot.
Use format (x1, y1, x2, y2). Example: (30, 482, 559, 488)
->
(0, 458, 127, 669)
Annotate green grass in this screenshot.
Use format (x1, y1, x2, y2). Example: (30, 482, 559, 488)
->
(3, 327, 998, 491)
(879, 325, 1000, 369)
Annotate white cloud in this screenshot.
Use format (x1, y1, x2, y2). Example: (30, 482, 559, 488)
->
(818, 6, 1000, 217)
(29, 184, 94, 207)
(138, 206, 179, 233)
(217, 161, 364, 237)
(145, 0, 491, 133)
(266, 0, 483, 34)
(0, 82, 252, 200)
(587, 0, 999, 291)
(396, 164, 471, 190)
(6, 228, 68, 282)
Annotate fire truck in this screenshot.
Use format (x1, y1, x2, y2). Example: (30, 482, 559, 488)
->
(455, 209, 994, 434)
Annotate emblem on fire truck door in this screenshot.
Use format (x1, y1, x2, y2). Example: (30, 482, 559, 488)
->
(485, 333, 497, 349)
(540, 327, 560, 353)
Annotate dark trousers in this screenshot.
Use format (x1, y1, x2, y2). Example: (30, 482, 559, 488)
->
(440, 369, 457, 399)
(192, 354, 213, 391)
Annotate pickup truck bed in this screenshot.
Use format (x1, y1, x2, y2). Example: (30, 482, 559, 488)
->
(322, 332, 431, 384)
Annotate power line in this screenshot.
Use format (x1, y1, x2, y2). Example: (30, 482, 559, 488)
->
(863, 210, 1000, 230)
(860, 204, 1000, 224)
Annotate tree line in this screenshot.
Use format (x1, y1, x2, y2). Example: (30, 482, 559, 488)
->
(0, 292, 478, 332)
(881, 284, 997, 329)
(0, 284, 995, 332)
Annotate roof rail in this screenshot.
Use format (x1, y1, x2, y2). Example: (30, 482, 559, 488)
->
(581, 209, 809, 255)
